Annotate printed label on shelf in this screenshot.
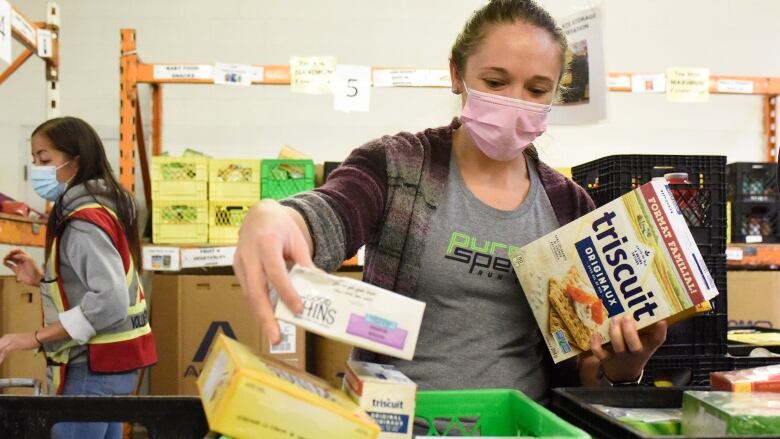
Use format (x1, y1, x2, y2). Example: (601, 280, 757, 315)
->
(333, 64, 371, 113)
(290, 56, 337, 94)
(11, 8, 35, 46)
(270, 321, 297, 354)
(716, 79, 754, 94)
(180, 246, 235, 268)
(250, 66, 265, 82)
(746, 235, 764, 244)
(726, 247, 744, 261)
(666, 67, 710, 103)
(373, 69, 435, 87)
(153, 64, 214, 81)
(36, 29, 52, 57)
(143, 246, 181, 271)
(213, 63, 252, 86)
(0, 0, 11, 64)
(608, 75, 631, 89)
(631, 74, 666, 93)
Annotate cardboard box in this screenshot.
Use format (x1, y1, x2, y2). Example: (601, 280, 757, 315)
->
(682, 390, 780, 436)
(308, 333, 354, 388)
(711, 364, 780, 392)
(150, 274, 304, 395)
(276, 266, 425, 361)
(344, 361, 417, 439)
(727, 271, 780, 328)
(0, 277, 46, 394)
(510, 179, 720, 363)
(198, 334, 379, 439)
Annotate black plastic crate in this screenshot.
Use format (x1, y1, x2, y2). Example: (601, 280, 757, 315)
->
(730, 355, 780, 371)
(728, 162, 779, 202)
(550, 387, 775, 439)
(323, 161, 341, 183)
(727, 326, 780, 356)
(642, 355, 732, 387)
(653, 254, 728, 357)
(572, 155, 727, 256)
(731, 200, 780, 244)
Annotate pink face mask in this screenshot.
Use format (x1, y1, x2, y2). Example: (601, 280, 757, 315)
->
(460, 84, 552, 161)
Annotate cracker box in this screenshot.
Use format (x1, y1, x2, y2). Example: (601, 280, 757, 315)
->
(510, 179, 719, 363)
(197, 334, 379, 439)
(343, 361, 417, 439)
(275, 265, 426, 361)
(711, 364, 780, 393)
(681, 390, 780, 436)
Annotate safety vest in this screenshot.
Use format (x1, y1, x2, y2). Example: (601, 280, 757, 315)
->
(42, 203, 157, 394)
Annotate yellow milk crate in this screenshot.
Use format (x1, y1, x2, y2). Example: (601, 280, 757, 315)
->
(208, 200, 255, 244)
(152, 199, 208, 244)
(209, 159, 261, 200)
(151, 156, 208, 200)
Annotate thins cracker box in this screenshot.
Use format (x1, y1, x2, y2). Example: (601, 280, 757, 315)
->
(510, 179, 719, 363)
(275, 265, 426, 361)
(344, 361, 417, 439)
(197, 334, 379, 439)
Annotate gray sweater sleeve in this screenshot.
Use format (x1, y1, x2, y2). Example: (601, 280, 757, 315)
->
(57, 221, 130, 343)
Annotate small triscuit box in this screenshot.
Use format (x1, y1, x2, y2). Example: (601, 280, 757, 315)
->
(344, 361, 417, 439)
(275, 266, 426, 360)
(510, 179, 719, 363)
(197, 334, 379, 439)
(681, 390, 780, 436)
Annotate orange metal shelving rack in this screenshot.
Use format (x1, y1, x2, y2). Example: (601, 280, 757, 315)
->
(0, 2, 60, 247)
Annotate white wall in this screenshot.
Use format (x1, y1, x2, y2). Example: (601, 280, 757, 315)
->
(0, 0, 778, 271)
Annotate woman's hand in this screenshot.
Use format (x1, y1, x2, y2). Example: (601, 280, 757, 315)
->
(3, 249, 43, 286)
(0, 333, 39, 365)
(589, 316, 667, 383)
(233, 200, 314, 345)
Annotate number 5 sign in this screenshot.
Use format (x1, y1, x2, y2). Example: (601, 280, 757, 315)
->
(0, 0, 11, 64)
(333, 65, 371, 113)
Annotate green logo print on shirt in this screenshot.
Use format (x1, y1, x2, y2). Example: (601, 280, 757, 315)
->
(444, 231, 521, 281)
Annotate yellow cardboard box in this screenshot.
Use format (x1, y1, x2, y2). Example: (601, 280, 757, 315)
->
(198, 334, 379, 439)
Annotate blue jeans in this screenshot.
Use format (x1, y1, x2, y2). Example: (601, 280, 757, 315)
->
(50, 362, 138, 439)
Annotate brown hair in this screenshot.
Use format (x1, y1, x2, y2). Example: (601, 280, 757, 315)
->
(34, 117, 143, 272)
(451, 0, 568, 81)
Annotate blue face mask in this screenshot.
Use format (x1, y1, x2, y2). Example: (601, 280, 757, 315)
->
(30, 161, 72, 201)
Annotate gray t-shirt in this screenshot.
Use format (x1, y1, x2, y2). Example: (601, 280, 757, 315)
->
(385, 152, 559, 402)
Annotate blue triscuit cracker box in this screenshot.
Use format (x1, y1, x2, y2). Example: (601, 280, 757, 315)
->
(510, 179, 719, 363)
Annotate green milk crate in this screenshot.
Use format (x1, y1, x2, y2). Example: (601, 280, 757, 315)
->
(260, 159, 315, 200)
(415, 389, 590, 437)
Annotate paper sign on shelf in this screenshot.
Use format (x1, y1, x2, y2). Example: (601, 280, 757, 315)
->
(0, 0, 10, 64)
(180, 246, 236, 269)
(716, 79, 754, 94)
(372, 69, 431, 87)
(631, 74, 666, 93)
(726, 247, 744, 261)
(332, 64, 371, 113)
(666, 67, 710, 103)
(290, 56, 336, 94)
(153, 65, 214, 81)
(250, 66, 265, 83)
(143, 246, 181, 271)
(213, 63, 252, 86)
(36, 29, 52, 57)
(11, 8, 35, 45)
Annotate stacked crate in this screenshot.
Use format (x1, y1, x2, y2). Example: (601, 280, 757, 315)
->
(572, 154, 728, 385)
(208, 159, 262, 244)
(151, 157, 209, 244)
(260, 159, 315, 201)
(727, 162, 780, 244)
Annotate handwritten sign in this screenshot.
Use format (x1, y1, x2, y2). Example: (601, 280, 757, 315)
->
(290, 56, 336, 94)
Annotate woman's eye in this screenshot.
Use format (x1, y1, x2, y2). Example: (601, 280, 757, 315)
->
(529, 88, 548, 96)
(484, 79, 504, 88)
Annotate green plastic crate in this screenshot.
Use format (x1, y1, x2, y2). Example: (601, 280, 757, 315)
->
(415, 389, 590, 438)
(260, 159, 315, 200)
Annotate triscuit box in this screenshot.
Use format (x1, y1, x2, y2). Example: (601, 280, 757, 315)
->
(275, 266, 426, 361)
(510, 179, 719, 363)
(711, 364, 780, 393)
(344, 361, 417, 439)
(198, 334, 379, 439)
(681, 390, 780, 436)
